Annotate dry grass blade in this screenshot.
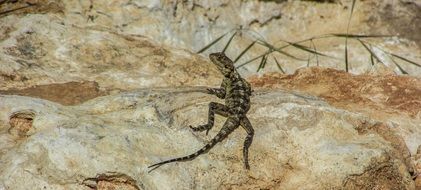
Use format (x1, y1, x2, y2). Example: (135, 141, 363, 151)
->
(357, 39, 383, 65)
(344, 0, 357, 72)
(289, 42, 330, 57)
(196, 31, 230, 54)
(310, 39, 319, 66)
(257, 40, 306, 60)
(389, 56, 408, 74)
(222, 31, 237, 53)
(349, 0, 357, 34)
(200, 19, 418, 75)
(307, 54, 311, 67)
(0, 3, 35, 17)
(256, 54, 268, 72)
(273, 48, 306, 60)
(237, 39, 330, 69)
(360, 39, 419, 73)
(262, 54, 268, 68)
(330, 33, 392, 38)
(345, 44, 349, 72)
(370, 54, 375, 66)
(273, 38, 333, 58)
(391, 53, 421, 67)
(273, 57, 285, 73)
(233, 40, 256, 63)
(236, 50, 272, 68)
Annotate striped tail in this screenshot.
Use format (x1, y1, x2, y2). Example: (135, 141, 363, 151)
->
(148, 129, 230, 172)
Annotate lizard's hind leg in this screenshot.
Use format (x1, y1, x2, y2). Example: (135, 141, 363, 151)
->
(240, 116, 254, 170)
(190, 102, 230, 135)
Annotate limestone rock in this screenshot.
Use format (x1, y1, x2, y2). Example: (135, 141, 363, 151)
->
(57, 0, 421, 76)
(249, 67, 421, 155)
(414, 145, 421, 189)
(1, 0, 420, 85)
(0, 88, 415, 189)
(0, 13, 220, 91)
(0, 81, 106, 106)
(0, 0, 420, 189)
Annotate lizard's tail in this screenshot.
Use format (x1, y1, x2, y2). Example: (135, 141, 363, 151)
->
(148, 130, 230, 173)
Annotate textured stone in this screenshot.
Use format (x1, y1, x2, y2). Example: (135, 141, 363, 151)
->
(0, 89, 415, 189)
(56, 0, 421, 76)
(414, 145, 421, 189)
(0, 0, 420, 189)
(0, 81, 106, 105)
(0, 13, 220, 91)
(1, 0, 420, 87)
(249, 67, 421, 155)
(8, 110, 35, 138)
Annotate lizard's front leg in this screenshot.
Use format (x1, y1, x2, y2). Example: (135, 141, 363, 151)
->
(206, 88, 226, 99)
(240, 116, 254, 170)
(190, 102, 230, 135)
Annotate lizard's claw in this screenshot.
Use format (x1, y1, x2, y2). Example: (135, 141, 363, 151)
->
(244, 163, 250, 170)
(205, 129, 210, 136)
(189, 125, 204, 132)
(189, 125, 198, 131)
(206, 88, 215, 94)
(190, 124, 212, 134)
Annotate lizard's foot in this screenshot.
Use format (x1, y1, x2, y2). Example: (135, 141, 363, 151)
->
(244, 162, 250, 170)
(189, 124, 210, 131)
(189, 124, 212, 135)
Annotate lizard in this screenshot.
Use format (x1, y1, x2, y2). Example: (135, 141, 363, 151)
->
(148, 52, 254, 172)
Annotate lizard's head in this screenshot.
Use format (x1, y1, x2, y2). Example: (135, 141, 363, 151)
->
(209, 52, 235, 76)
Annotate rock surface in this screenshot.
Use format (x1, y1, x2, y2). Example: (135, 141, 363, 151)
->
(0, 88, 415, 189)
(414, 146, 421, 188)
(61, 0, 421, 75)
(0, 81, 106, 106)
(250, 67, 421, 155)
(55, 0, 421, 76)
(1, 0, 420, 81)
(1, 0, 420, 189)
(0, 14, 220, 91)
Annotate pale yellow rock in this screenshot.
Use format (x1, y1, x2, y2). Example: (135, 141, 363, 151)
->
(0, 14, 220, 91)
(0, 0, 419, 189)
(57, 0, 421, 76)
(1, 0, 420, 91)
(0, 89, 415, 189)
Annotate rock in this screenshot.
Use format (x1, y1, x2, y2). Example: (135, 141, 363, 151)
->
(0, 0, 420, 189)
(8, 110, 35, 138)
(0, 14, 221, 91)
(415, 177, 421, 189)
(0, 88, 415, 189)
(0, 81, 106, 105)
(249, 67, 421, 154)
(1, 0, 420, 83)
(414, 145, 421, 188)
(82, 172, 140, 190)
(57, 0, 421, 76)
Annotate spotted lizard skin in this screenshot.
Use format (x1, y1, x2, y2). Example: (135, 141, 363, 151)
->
(149, 52, 254, 171)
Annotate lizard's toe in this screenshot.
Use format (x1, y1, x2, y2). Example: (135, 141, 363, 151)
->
(189, 125, 202, 131)
(190, 124, 210, 132)
(189, 125, 197, 130)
